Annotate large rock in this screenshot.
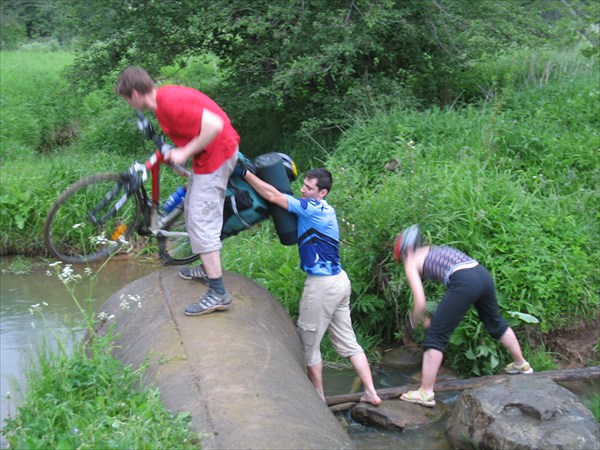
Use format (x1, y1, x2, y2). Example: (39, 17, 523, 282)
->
(93, 267, 353, 449)
(445, 376, 599, 450)
(350, 399, 450, 430)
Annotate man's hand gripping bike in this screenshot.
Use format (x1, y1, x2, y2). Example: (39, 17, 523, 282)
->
(44, 111, 199, 265)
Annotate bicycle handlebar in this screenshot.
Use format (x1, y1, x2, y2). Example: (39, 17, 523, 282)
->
(135, 110, 190, 177)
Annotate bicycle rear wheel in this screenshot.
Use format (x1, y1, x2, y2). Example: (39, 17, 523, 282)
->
(157, 206, 199, 266)
(44, 173, 141, 264)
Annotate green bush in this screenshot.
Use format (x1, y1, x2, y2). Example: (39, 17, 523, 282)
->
(77, 92, 155, 157)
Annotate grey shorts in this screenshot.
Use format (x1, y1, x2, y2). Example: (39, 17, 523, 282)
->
(296, 270, 364, 367)
(184, 153, 237, 254)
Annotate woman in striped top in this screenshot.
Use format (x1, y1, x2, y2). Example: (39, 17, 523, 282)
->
(394, 224, 533, 407)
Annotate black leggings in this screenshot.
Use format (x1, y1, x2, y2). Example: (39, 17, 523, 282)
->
(423, 265, 508, 353)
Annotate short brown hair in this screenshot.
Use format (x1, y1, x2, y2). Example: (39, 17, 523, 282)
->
(115, 66, 154, 97)
(305, 168, 333, 193)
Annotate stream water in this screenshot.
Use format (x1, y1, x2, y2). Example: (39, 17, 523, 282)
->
(1, 257, 596, 449)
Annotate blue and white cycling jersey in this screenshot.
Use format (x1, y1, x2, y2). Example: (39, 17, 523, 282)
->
(285, 195, 341, 276)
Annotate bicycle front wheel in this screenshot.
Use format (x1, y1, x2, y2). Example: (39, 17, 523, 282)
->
(44, 173, 141, 264)
(157, 207, 199, 266)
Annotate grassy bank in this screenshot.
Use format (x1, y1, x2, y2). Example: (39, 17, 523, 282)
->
(221, 48, 599, 375)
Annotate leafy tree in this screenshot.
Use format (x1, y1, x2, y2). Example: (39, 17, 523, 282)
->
(64, 1, 594, 142)
(1, 0, 70, 47)
(8, 0, 595, 149)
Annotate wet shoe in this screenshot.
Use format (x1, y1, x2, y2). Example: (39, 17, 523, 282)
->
(179, 265, 209, 284)
(184, 289, 232, 316)
(400, 388, 436, 408)
(504, 361, 533, 374)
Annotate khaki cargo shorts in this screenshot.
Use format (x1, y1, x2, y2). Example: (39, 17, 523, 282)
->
(297, 270, 364, 367)
(184, 154, 237, 254)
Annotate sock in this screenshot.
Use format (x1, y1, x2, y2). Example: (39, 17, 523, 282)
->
(208, 276, 226, 295)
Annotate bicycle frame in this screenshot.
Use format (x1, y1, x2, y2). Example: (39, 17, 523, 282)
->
(131, 109, 192, 242)
(46, 110, 294, 265)
(89, 128, 191, 252)
(144, 150, 190, 240)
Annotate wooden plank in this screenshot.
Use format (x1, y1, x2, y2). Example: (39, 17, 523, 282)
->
(326, 366, 600, 409)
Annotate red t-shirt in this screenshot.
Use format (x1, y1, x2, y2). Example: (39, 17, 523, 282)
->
(155, 85, 239, 174)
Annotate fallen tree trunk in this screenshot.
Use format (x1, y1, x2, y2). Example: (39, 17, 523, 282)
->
(327, 366, 600, 411)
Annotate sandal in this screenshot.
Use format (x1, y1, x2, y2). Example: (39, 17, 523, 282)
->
(504, 361, 534, 374)
(400, 388, 436, 408)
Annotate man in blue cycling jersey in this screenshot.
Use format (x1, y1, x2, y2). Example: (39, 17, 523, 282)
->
(242, 168, 381, 406)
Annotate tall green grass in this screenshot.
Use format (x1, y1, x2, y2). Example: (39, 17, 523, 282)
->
(323, 51, 599, 374)
(0, 51, 77, 155)
(0, 51, 174, 255)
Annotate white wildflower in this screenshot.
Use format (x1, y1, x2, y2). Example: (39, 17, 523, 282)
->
(119, 296, 131, 310)
(58, 264, 82, 284)
(72, 223, 85, 229)
(119, 293, 142, 310)
(97, 311, 115, 322)
(90, 233, 110, 246)
(29, 302, 48, 314)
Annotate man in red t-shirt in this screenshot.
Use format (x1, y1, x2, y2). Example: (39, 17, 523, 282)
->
(116, 66, 238, 316)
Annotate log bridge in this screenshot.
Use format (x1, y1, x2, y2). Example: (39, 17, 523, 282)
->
(326, 366, 600, 412)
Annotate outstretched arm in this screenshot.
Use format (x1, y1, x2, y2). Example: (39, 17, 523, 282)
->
(243, 171, 289, 210)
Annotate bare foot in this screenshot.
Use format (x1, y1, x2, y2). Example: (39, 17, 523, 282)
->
(360, 392, 382, 406)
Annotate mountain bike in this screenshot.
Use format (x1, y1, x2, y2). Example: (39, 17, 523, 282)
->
(44, 111, 199, 265)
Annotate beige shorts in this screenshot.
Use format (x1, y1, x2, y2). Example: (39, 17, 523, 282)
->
(296, 270, 364, 367)
(184, 154, 237, 254)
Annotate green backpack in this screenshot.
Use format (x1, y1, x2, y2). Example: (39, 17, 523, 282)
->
(221, 151, 298, 244)
(221, 173, 269, 239)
